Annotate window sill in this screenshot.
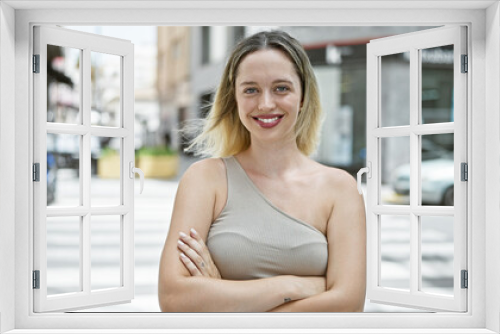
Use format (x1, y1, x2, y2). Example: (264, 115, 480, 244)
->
(3, 329, 499, 334)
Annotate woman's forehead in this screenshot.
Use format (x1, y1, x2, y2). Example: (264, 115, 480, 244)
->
(236, 49, 299, 83)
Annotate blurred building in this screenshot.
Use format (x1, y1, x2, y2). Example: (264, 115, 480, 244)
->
(134, 41, 161, 149)
(157, 26, 192, 150)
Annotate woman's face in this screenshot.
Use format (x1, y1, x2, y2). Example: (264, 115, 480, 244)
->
(234, 48, 303, 146)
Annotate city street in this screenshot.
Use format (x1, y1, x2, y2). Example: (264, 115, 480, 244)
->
(45, 155, 453, 313)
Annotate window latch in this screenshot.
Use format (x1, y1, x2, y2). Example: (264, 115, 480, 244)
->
(129, 161, 144, 194)
(357, 161, 372, 195)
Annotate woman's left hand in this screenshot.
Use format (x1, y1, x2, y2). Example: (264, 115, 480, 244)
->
(177, 228, 222, 279)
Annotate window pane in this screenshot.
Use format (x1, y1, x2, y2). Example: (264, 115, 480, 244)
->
(93, 137, 121, 206)
(381, 52, 410, 127)
(47, 216, 81, 295)
(47, 133, 80, 207)
(47, 45, 81, 124)
(91, 215, 122, 290)
(382, 136, 410, 205)
(421, 133, 454, 206)
(421, 45, 454, 124)
(91, 52, 121, 127)
(420, 215, 454, 296)
(380, 215, 411, 291)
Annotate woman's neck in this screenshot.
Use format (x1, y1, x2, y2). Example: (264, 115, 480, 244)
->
(236, 138, 307, 178)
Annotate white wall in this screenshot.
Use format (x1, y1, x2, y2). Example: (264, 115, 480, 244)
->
(485, 2, 500, 333)
(0, 1, 16, 333)
(6, 5, 496, 332)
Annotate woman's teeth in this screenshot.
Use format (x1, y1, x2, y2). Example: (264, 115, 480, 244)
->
(258, 117, 279, 123)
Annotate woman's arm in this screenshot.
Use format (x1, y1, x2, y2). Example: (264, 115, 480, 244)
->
(160, 273, 325, 312)
(270, 170, 367, 312)
(158, 159, 325, 312)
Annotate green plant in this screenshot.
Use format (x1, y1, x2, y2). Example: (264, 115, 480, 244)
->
(100, 147, 119, 158)
(136, 146, 177, 157)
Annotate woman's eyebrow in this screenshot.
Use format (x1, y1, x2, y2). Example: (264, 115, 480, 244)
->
(273, 79, 294, 85)
(239, 81, 258, 86)
(238, 79, 294, 86)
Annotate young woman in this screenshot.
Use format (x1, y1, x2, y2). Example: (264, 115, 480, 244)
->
(158, 30, 366, 312)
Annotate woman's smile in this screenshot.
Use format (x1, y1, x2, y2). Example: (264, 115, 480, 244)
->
(252, 114, 285, 128)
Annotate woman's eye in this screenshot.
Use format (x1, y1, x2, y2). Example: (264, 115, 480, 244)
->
(275, 86, 290, 92)
(244, 88, 257, 94)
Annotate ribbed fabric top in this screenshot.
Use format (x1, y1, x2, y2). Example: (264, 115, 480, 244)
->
(206, 156, 328, 280)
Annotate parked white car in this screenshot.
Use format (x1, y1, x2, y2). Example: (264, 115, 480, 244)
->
(391, 157, 454, 206)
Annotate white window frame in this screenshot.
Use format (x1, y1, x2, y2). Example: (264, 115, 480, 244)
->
(365, 26, 467, 312)
(33, 25, 136, 312)
(0, 1, 498, 333)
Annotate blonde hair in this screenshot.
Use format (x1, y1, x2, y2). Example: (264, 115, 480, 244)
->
(186, 30, 323, 157)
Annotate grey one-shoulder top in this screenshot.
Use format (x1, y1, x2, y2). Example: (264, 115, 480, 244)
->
(206, 156, 328, 280)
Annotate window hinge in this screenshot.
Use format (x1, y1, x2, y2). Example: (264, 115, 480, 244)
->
(33, 270, 40, 289)
(33, 163, 40, 182)
(33, 54, 40, 73)
(461, 270, 468, 289)
(461, 54, 468, 73)
(461, 162, 468, 181)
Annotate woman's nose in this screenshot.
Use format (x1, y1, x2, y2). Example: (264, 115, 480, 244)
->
(258, 91, 276, 111)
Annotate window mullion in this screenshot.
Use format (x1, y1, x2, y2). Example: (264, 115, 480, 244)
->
(122, 51, 134, 294)
(81, 47, 91, 294)
(409, 47, 420, 294)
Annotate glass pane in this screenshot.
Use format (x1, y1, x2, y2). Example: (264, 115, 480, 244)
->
(420, 215, 454, 296)
(380, 215, 411, 291)
(382, 136, 410, 205)
(421, 45, 454, 124)
(381, 52, 410, 127)
(91, 52, 121, 127)
(421, 133, 454, 206)
(47, 45, 81, 124)
(91, 215, 122, 290)
(47, 216, 81, 295)
(93, 137, 121, 206)
(47, 133, 80, 207)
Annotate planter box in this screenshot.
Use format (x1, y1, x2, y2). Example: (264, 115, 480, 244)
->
(137, 155, 179, 179)
(97, 155, 121, 179)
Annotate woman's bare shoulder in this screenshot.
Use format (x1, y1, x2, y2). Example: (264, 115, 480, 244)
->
(310, 160, 358, 198)
(181, 157, 228, 222)
(182, 157, 226, 183)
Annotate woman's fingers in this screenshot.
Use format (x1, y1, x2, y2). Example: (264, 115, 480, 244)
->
(179, 231, 210, 271)
(189, 228, 206, 246)
(177, 239, 207, 275)
(179, 252, 202, 276)
(177, 229, 221, 279)
(180, 231, 204, 254)
(189, 229, 221, 278)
